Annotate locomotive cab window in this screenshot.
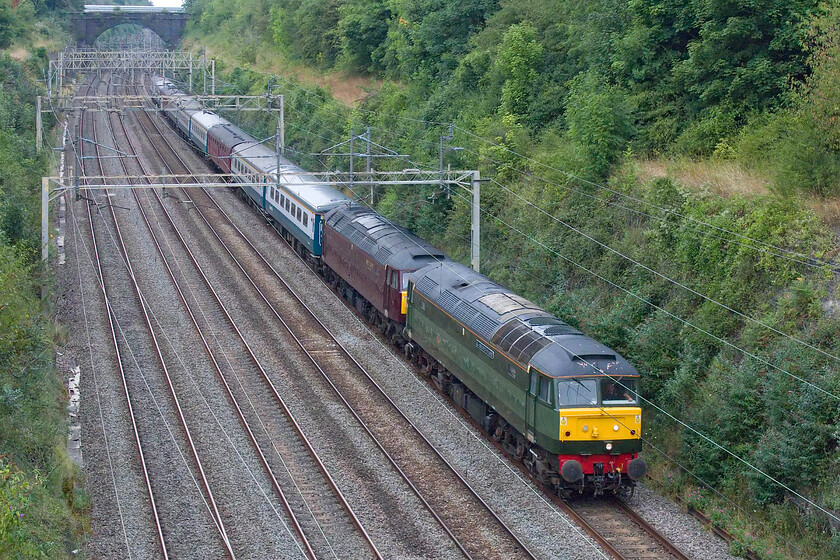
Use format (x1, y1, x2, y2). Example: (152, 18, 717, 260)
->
(600, 378, 637, 405)
(557, 379, 597, 407)
(389, 270, 399, 289)
(538, 375, 553, 406)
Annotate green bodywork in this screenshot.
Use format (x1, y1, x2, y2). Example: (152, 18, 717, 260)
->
(407, 286, 566, 453)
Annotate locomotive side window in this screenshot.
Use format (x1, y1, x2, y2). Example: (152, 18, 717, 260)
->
(538, 375, 553, 405)
(600, 378, 638, 405)
(557, 379, 597, 407)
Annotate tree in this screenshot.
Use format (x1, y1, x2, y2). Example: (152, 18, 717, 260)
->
(496, 23, 543, 118)
(337, 0, 391, 72)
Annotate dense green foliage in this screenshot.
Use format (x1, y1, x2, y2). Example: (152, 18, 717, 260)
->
(186, 1, 840, 557)
(187, 0, 840, 190)
(0, 49, 79, 556)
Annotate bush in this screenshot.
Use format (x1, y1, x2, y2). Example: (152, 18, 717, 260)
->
(563, 70, 635, 179)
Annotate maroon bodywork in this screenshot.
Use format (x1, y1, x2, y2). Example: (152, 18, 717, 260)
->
(322, 205, 451, 330)
(322, 221, 405, 322)
(207, 123, 252, 174)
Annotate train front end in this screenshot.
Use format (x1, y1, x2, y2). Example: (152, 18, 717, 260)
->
(553, 376, 646, 496)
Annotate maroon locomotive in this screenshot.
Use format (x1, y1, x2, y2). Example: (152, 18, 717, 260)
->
(321, 204, 450, 344)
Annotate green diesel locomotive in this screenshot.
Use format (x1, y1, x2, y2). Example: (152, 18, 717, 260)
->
(404, 262, 647, 496)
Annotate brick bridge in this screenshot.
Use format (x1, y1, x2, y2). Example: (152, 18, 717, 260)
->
(72, 7, 190, 48)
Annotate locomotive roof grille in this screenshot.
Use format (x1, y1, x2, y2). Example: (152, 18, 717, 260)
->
(415, 276, 438, 294)
(326, 204, 452, 269)
(410, 261, 639, 378)
(374, 247, 393, 262)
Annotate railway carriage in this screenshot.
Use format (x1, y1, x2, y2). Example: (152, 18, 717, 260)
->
(405, 261, 646, 495)
(172, 95, 203, 140)
(228, 143, 349, 257)
(322, 204, 451, 342)
(206, 123, 251, 173)
(188, 111, 229, 155)
(229, 142, 276, 205)
(151, 76, 177, 109)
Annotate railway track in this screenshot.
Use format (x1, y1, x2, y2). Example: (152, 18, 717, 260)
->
(107, 77, 381, 559)
(130, 74, 538, 560)
(562, 497, 691, 560)
(141, 84, 697, 560)
(71, 68, 697, 559)
(78, 73, 234, 559)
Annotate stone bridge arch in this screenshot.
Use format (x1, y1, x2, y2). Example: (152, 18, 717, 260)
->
(72, 11, 190, 49)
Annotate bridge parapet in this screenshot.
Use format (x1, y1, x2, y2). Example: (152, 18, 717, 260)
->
(71, 10, 190, 48)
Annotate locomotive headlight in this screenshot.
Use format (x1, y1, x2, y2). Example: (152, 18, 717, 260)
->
(605, 443, 613, 451)
(560, 416, 567, 426)
(613, 424, 619, 432)
(635, 415, 641, 424)
(581, 424, 588, 433)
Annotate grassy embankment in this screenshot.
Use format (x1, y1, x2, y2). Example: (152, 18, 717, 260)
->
(0, 5, 85, 558)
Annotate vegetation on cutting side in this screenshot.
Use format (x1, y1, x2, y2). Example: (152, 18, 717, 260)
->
(185, 1, 840, 557)
(0, 10, 82, 558)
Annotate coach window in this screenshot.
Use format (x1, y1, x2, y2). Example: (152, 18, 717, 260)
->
(286, 199, 291, 212)
(303, 213, 308, 227)
(281, 194, 286, 207)
(297, 207, 302, 221)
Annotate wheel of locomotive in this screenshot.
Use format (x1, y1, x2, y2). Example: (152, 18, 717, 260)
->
(514, 439, 527, 461)
(419, 354, 433, 376)
(616, 483, 635, 500)
(404, 343, 416, 363)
